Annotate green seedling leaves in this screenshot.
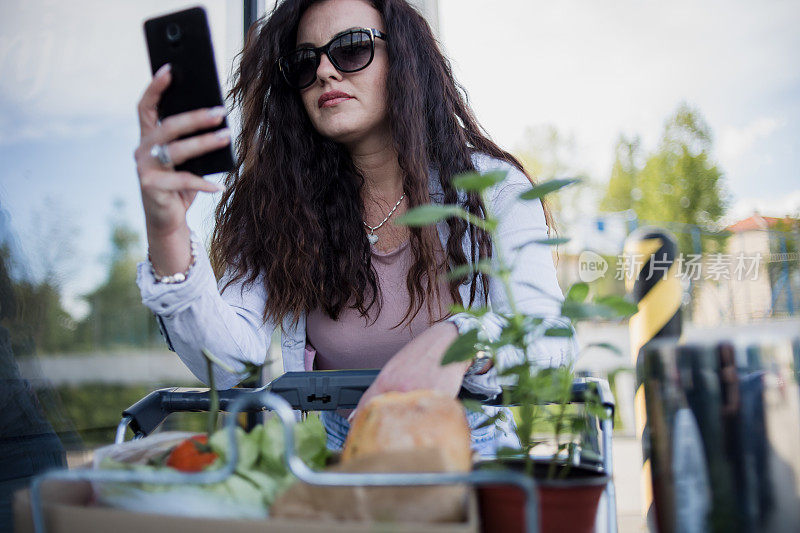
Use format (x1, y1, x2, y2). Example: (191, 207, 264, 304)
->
(561, 300, 613, 320)
(566, 282, 590, 303)
(475, 411, 507, 430)
(461, 399, 485, 414)
(513, 237, 570, 251)
(494, 322, 526, 347)
(594, 295, 639, 317)
(448, 303, 491, 318)
(498, 363, 531, 378)
(452, 170, 507, 192)
(518, 178, 581, 201)
(585, 401, 611, 420)
(395, 204, 497, 232)
(201, 348, 238, 374)
(570, 417, 588, 434)
(394, 205, 465, 226)
(446, 259, 494, 281)
(583, 342, 623, 356)
(544, 327, 574, 337)
(441, 328, 481, 365)
(377, 167, 624, 481)
(562, 295, 637, 321)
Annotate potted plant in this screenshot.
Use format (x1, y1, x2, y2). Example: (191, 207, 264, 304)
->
(395, 168, 636, 533)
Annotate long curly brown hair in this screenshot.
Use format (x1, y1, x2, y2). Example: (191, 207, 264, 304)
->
(211, 0, 549, 329)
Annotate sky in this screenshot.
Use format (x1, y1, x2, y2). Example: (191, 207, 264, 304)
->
(0, 0, 798, 318)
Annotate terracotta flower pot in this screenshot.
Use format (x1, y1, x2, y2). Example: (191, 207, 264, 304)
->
(476, 460, 609, 533)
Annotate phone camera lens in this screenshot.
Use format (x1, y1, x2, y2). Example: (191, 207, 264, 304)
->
(166, 22, 182, 43)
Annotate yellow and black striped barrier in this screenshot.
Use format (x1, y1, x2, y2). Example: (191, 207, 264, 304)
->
(623, 227, 682, 530)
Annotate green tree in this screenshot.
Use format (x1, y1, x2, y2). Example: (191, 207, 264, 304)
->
(599, 134, 642, 213)
(11, 278, 77, 354)
(514, 125, 578, 182)
(76, 206, 160, 350)
(0, 198, 82, 355)
(0, 244, 78, 356)
(600, 103, 729, 253)
(513, 125, 598, 235)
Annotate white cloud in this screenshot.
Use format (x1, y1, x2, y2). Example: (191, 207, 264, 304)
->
(727, 190, 800, 222)
(718, 117, 786, 163)
(439, 0, 800, 190)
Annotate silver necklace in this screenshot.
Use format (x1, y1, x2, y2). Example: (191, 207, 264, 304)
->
(363, 193, 406, 245)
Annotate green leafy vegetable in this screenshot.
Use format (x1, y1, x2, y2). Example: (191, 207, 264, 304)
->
(100, 414, 330, 513)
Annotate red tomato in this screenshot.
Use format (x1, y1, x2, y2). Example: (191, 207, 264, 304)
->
(166, 435, 218, 472)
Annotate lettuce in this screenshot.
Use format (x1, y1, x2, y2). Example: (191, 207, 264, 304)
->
(97, 414, 330, 515)
(209, 426, 259, 471)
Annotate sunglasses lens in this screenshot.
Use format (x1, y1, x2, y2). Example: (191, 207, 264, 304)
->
(329, 30, 373, 71)
(283, 49, 318, 88)
(282, 30, 376, 89)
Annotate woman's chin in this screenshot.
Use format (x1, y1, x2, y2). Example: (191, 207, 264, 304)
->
(313, 114, 386, 147)
(319, 123, 365, 145)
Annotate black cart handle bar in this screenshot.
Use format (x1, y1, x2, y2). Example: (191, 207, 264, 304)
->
(121, 369, 614, 439)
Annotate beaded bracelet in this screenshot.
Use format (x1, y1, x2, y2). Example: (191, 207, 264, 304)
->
(150, 239, 198, 284)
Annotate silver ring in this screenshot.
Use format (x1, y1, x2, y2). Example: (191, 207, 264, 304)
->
(149, 143, 173, 167)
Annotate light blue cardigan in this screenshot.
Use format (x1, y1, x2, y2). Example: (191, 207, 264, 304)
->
(137, 151, 577, 454)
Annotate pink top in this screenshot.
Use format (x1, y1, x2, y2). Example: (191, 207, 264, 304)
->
(305, 240, 454, 371)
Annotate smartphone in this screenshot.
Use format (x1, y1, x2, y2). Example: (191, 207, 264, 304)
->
(144, 6, 235, 176)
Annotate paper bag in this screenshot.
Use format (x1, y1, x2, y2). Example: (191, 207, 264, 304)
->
(271, 447, 470, 524)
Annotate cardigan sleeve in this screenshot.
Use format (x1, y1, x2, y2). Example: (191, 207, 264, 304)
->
(136, 231, 276, 389)
(452, 157, 579, 399)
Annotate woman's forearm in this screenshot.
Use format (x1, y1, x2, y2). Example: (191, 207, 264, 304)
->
(351, 321, 472, 415)
(138, 233, 275, 389)
(146, 221, 193, 276)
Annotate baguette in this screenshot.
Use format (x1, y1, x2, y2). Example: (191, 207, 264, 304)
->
(342, 389, 472, 471)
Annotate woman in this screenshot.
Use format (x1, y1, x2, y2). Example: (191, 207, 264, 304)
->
(134, 0, 574, 455)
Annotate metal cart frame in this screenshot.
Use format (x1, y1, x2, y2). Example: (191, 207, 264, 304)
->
(30, 370, 617, 533)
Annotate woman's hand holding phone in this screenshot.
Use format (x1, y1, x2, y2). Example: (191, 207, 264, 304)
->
(134, 64, 229, 275)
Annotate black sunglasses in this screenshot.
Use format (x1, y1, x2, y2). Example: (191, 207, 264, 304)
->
(279, 27, 388, 90)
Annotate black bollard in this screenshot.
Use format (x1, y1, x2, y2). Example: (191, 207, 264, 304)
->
(623, 226, 683, 530)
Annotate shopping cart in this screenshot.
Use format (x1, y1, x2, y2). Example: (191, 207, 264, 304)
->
(29, 370, 617, 533)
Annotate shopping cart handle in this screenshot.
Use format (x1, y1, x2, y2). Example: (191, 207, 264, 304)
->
(120, 371, 614, 438)
(121, 370, 384, 437)
(572, 377, 615, 411)
(268, 369, 379, 410)
(266, 370, 506, 408)
(122, 387, 268, 437)
(460, 376, 615, 411)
